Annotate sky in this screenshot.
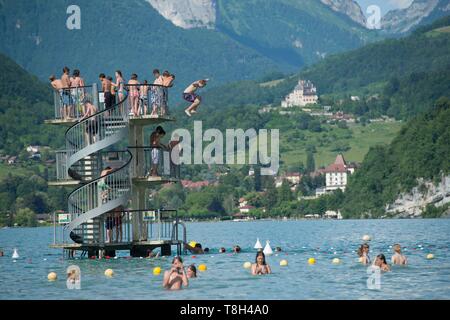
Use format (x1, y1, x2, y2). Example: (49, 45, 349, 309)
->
(356, 0, 414, 16)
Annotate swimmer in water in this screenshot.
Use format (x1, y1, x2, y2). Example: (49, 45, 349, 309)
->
(275, 247, 282, 252)
(219, 247, 226, 253)
(163, 256, 189, 290)
(187, 264, 197, 279)
(233, 245, 241, 253)
(184, 242, 204, 254)
(251, 251, 272, 275)
(391, 244, 407, 265)
(374, 254, 391, 272)
(357, 243, 371, 265)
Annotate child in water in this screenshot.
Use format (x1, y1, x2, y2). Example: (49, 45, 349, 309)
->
(391, 244, 408, 265)
(251, 251, 272, 275)
(374, 254, 391, 272)
(357, 244, 371, 265)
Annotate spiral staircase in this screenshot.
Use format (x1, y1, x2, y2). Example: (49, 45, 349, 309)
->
(64, 96, 131, 244)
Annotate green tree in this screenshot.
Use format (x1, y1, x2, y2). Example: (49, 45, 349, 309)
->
(14, 208, 37, 227)
(306, 152, 315, 173)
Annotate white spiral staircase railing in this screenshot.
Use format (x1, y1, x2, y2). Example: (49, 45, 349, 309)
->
(64, 96, 131, 242)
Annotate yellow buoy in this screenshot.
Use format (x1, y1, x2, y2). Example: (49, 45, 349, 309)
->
(426, 254, 434, 260)
(332, 258, 341, 265)
(198, 264, 207, 272)
(153, 267, 162, 276)
(362, 235, 371, 241)
(47, 272, 57, 281)
(308, 258, 316, 265)
(189, 241, 197, 248)
(280, 259, 288, 266)
(243, 262, 252, 269)
(104, 269, 114, 277)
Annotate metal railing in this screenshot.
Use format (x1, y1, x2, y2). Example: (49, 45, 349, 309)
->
(124, 84, 170, 117)
(53, 209, 180, 246)
(65, 96, 129, 163)
(53, 84, 98, 121)
(128, 146, 180, 179)
(66, 150, 132, 235)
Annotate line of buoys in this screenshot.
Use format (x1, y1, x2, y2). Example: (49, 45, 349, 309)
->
(104, 269, 114, 277)
(48, 272, 57, 281)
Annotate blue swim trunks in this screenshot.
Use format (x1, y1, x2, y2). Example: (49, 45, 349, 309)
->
(183, 92, 198, 103)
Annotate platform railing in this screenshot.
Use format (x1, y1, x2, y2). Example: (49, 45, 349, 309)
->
(65, 96, 129, 163)
(66, 150, 132, 235)
(124, 84, 170, 117)
(53, 84, 97, 121)
(143, 146, 180, 179)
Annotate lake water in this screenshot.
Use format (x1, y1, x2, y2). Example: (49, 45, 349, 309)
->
(0, 219, 449, 300)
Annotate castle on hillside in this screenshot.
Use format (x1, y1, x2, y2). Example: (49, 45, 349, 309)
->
(281, 80, 318, 108)
(316, 154, 357, 197)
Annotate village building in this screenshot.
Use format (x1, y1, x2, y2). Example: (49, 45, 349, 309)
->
(281, 80, 318, 108)
(315, 154, 357, 196)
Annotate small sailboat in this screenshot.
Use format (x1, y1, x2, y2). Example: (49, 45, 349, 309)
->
(254, 238, 263, 250)
(12, 248, 19, 259)
(263, 241, 273, 255)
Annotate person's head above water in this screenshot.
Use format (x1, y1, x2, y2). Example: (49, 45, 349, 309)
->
(374, 254, 388, 266)
(393, 244, 402, 254)
(255, 251, 267, 265)
(233, 245, 241, 253)
(219, 247, 226, 253)
(275, 247, 282, 252)
(357, 244, 370, 257)
(187, 264, 197, 278)
(194, 243, 202, 249)
(204, 248, 210, 253)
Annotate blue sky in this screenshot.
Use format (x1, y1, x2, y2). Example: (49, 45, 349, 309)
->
(356, 0, 414, 16)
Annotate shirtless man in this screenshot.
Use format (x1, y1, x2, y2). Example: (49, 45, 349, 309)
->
(61, 67, 73, 119)
(99, 73, 113, 111)
(391, 244, 408, 265)
(149, 126, 166, 176)
(251, 251, 272, 275)
(163, 256, 189, 290)
(50, 75, 65, 119)
(71, 69, 85, 118)
(183, 79, 207, 117)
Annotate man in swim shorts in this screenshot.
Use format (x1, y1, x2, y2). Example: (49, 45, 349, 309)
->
(149, 126, 166, 176)
(61, 67, 74, 119)
(183, 79, 207, 117)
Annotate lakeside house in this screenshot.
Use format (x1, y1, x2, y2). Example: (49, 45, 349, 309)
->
(181, 180, 211, 190)
(281, 80, 318, 108)
(316, 154, 357, 197)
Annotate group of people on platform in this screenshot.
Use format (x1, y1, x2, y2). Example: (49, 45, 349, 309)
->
(50, 66, 209, 121)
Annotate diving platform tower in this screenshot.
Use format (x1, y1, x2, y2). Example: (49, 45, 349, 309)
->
(46, 83, 186, 258)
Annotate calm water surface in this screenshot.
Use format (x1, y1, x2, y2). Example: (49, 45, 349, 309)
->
(0, 219, 449, 299)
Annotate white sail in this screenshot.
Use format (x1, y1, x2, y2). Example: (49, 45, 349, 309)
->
(12, 248, 19, 259)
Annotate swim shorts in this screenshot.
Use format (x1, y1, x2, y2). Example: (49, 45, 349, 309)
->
(151, 148, 159, 165)
(183, 92, 198, 103)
